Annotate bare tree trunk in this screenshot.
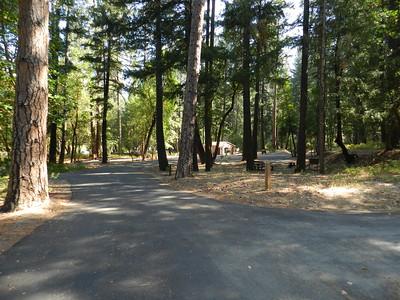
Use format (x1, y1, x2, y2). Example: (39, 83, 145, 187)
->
(295, 0, 310, 172)
(101, 35, 111, 164)
(142, 113, 156, 161)
(49, 123, 57, 163)
(260, 82, 266, 150)
(272, 83, 277, 150)
(2, 0, 49, 212)
(204, 0, 215, 171)
(70, 109, 78, 163)
(176, 0, 206, 179)
(155, 0, 169, 171)
(194, 121, 205, 164)
(252, 40, 261, 159)
(317, 0, 326, 173)
(213, 86, 237, 160)
(242, 3, 253, 170)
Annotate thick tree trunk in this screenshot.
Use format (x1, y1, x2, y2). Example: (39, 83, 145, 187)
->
(242, 5, 253, 171)
(213, 86, 237, 160)
(2, 0, 49, 212)
(317, 0, 326, 173)
(295, 0, 310, 172)
(155, 0, 169, 171)
(176, 0, 206, 179)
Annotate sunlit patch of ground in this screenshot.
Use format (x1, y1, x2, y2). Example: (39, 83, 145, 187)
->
(154, 162, 400, 213)
(0, 180, 73, 254)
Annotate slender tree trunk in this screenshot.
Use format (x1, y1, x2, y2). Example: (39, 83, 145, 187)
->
(334, 35, 353, 163)
(59, 121, 66, 164)
(176, 0, 206, 179)
(102, 35, 111, 164)
(252, 41, 261, 159)
(58, 6, 70, 165)
(142, 113, 156, 161)
(204, 0, 215, 171)
(70, 109, 78, 163)
(213, 85, 237, 160)
(242, 4, 253, 170)
(49, 123, 57, 163)
(295, 0, 310, 172)
(260, 82, 265, 150)
(317, 0, 326, 173)
(155, 0, 169, 171)
(272, 83, 278, 151)
(117, 90, 122, 155)
(194, 121, 205, 164)
(2, 0, 49, 212)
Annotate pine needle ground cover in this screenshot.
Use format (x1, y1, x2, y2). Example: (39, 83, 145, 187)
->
(157, 151, 400, 213)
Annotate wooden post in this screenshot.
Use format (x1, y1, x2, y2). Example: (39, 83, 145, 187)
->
(265, 161, 272, 190)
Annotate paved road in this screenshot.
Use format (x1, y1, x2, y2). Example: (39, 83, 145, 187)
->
(1, 163, 399, 300)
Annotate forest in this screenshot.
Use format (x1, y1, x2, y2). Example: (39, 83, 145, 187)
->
(0, 0, 399, 212)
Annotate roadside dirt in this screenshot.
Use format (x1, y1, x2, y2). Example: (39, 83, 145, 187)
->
(155, 162, 400, 213)
(0, 180, 72, 254)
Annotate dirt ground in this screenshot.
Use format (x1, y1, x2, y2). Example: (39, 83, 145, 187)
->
(155, 161, 400, 213)
(0, 180, 72, 254)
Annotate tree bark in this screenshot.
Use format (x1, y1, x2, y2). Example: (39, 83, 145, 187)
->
(252, 40, 261, 159)
(101, 34, 111, 164)
(317, 0, 326, 173)
(49, 122, 57, 163)
(272, 83, 277, 151)
(213, 85, 237, 160)
(142, 113, 156, 161)
(194, 121, 205, 164)
(176, 0, 206, 179)
(242, 3, 253, 171)
(295, 0, 310, 172)
(155, 0, 169, 171)
(2, 0, 49, 212)
(204, 0, 215, 171)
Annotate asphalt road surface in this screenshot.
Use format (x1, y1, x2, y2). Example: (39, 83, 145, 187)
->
(0, 162, 399, 300)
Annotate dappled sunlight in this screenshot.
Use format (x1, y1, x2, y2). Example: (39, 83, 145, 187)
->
(318, 186, 364, 199)
(369, 239, 400, 252)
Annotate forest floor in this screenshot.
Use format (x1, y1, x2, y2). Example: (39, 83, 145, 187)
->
(156, 150, 400, 213)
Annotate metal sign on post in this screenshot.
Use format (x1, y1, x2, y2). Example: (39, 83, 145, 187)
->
(265, 161, 272, 190)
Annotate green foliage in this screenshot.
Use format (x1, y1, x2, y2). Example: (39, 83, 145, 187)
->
(48, 163, 86, 179)
(341, 160, 400, 181)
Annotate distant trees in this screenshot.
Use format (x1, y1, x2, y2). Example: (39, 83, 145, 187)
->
(2, 0, 49, 212)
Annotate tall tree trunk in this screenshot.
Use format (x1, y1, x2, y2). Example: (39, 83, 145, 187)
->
(176, 0, 206, 179)
(242, 4, 253, 170)
(155, 0, 169, 171)
(2, 0, 49, 212)
(317, 0, 326, 173)
(70, 109, 78, 163)
(102, 35, 111, 164)
(49, 123, 57, 163)
(195, 121, 205, 164)
(142, 113, 156, 161)
(334, 35, 353, 163)
(117, 89, 122, 155)
(252, 40, 261, 159)
(272, 83, 278, 151)
(260, 82, 266, 150)
(295, 0, 310, 172)
(58, 6, 70, 165)
(213, 85, 237, 160)
(204, 0, 215, 171)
